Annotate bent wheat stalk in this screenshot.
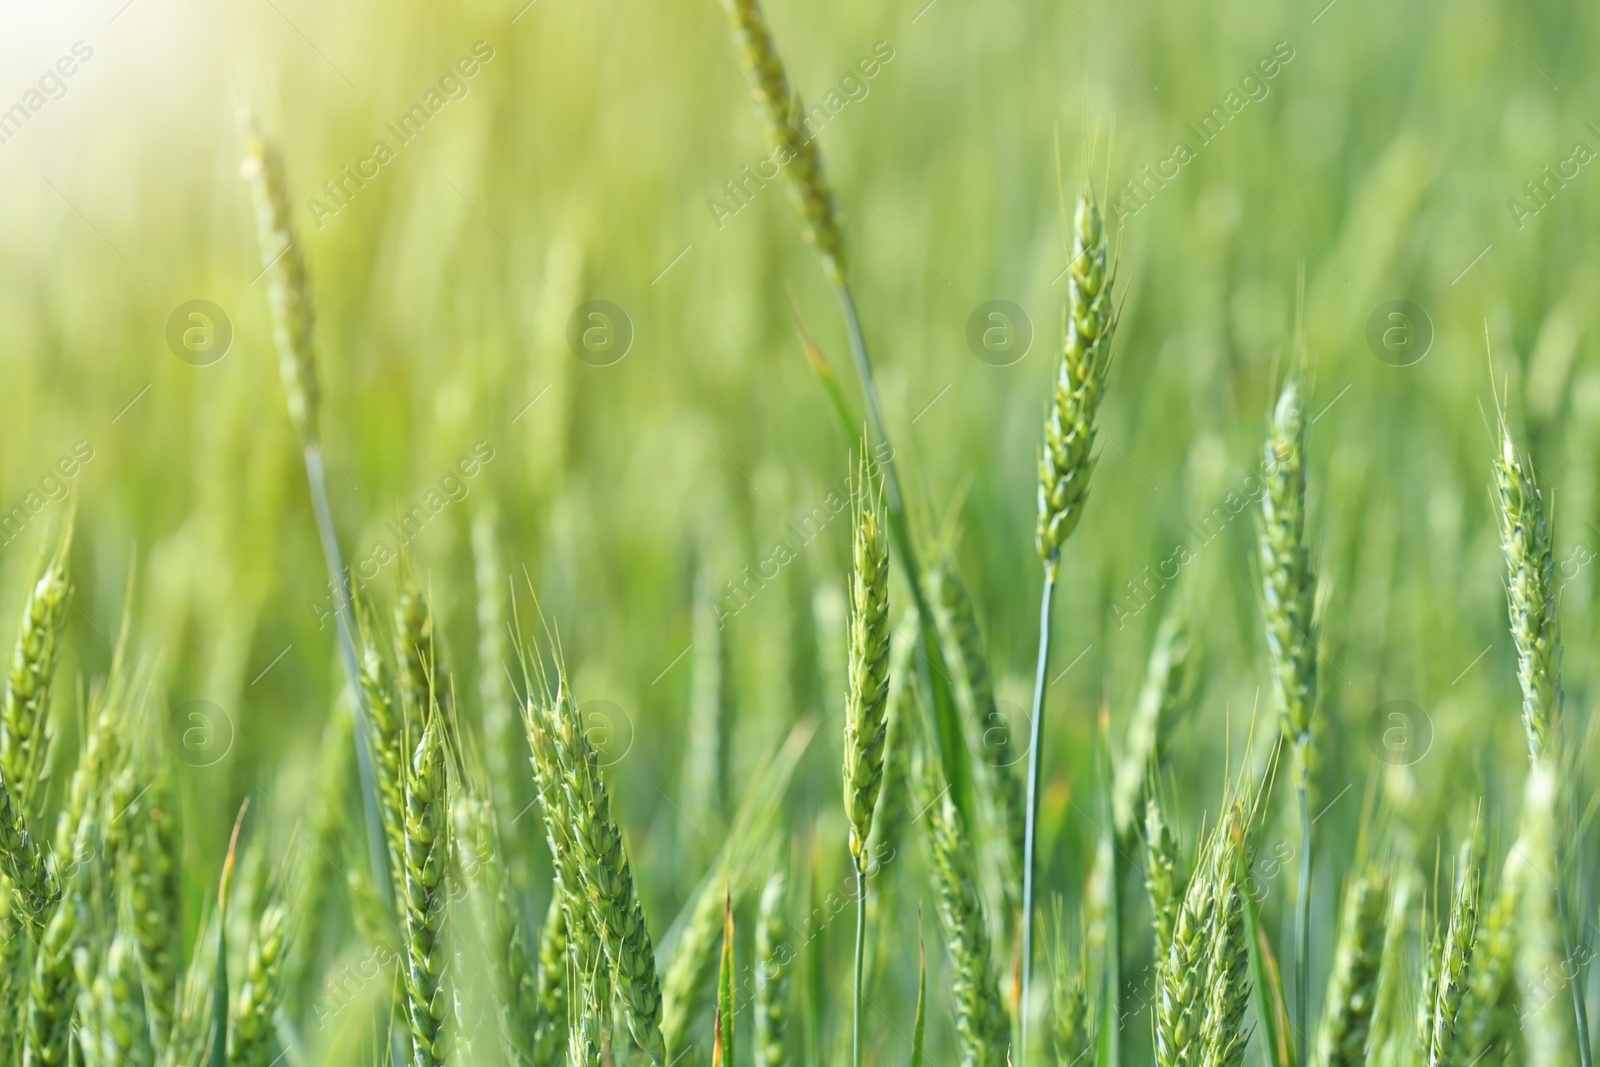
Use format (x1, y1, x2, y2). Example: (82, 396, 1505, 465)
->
(718, 0, 972, 835)
(241, 115, 392, 921)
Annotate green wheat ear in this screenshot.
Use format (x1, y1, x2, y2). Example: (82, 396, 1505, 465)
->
(240, 115, 320, 440)
(1493, 425, 1562, 765)
(843, 461, 890, 869)
(1312, 867, 1390, 1067)
(228, 899, 289, 1067)
(1037, 193, 1114, 577)
(1260, 377, 1319, 781)
(1, 519, 73, 818)
(1421, 824, 1482, 1066)
(400, 713, 451, 1067)
(755, 871, 791, 1067)
(914, 748, 1007, 1067)
(718, 0, 848, 282)
(539, 661, 665, 1063)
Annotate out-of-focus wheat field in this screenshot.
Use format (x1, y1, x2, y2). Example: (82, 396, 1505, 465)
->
(0, 0, 1597, 1062)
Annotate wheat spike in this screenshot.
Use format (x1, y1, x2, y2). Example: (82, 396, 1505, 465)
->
(22, 892, 79, 1067)
(357, 612, 408, 896)
(240, 116, 320, 439)
(844, 467, 891, 869)
(916, 753, 1006, 1067)
(683, 568, 732, 841)
(1143, 794, 1183, 963)
(533, 880, 572, 1065)
(1260, 377, 1319, 783)
(401, 713, 451, 1066)
(540, 668, 665, 1062)
(660, 870, 729, 1060)
(1052, 925, 1092, 1067)
(525, 687, 610, 1047)
(1155, 813, 1232, 1067)
(1461, 859, 1521, 1066)
(80, 923, 148, 1067)
(1423, 827, 1481, 1066)
(1493, 426, 1562, 765)
(718, 0, 848, 282)
(0, 764, 58, 937)
(755, 871, 791, 1067)
(127, 764, 181, 1046)
(1312, 867, 1391, 1067)
(0, 527, 72, 818)
(1196, 808, 1251, 1067)
(1037, 193, 1114, 575)
(229, 900, 289, 1067)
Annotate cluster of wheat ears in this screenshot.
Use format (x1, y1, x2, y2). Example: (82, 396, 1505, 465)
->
(0, 2, 1593, 1066)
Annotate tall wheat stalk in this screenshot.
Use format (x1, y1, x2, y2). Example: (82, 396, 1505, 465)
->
(1259, 374, 1318, 1067)
(1493, 420, 1592, 1067)
(241, 115, 393, 924)
(843, 459, 890, 1067)
(717, 0, 973, 835)
(1024, 190, 1114, 1061)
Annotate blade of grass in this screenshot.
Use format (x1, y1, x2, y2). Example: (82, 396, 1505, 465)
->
(1244, 881, 1295, 1067)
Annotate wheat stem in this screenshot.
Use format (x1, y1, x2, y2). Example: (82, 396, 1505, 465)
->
(1021, 569, 1055, 1059)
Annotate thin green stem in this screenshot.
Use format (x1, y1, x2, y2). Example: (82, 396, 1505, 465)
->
(1020, 568, 1056, 1066)
(853, 864, 867, 1067)
(305, 447, 407, 1067)
(304, 447, 391, 909)
(1556, 857, 1594, 1067)
(1295, 777, 1311, 1067)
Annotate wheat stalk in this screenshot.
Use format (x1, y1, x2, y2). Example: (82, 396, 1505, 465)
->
(241, 113, 392, 925)
(1024, 189, 1116, 1061)
(1512, 765, 1578, 1065)
(929, 558, 1024, 928)
(1112, 616, 1197, 844)
(1258, 373, 1320, 1067)
(843, 460, 890, 1067)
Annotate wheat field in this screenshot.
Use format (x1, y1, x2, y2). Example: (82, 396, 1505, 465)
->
(0, 0, 1596, 1064)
